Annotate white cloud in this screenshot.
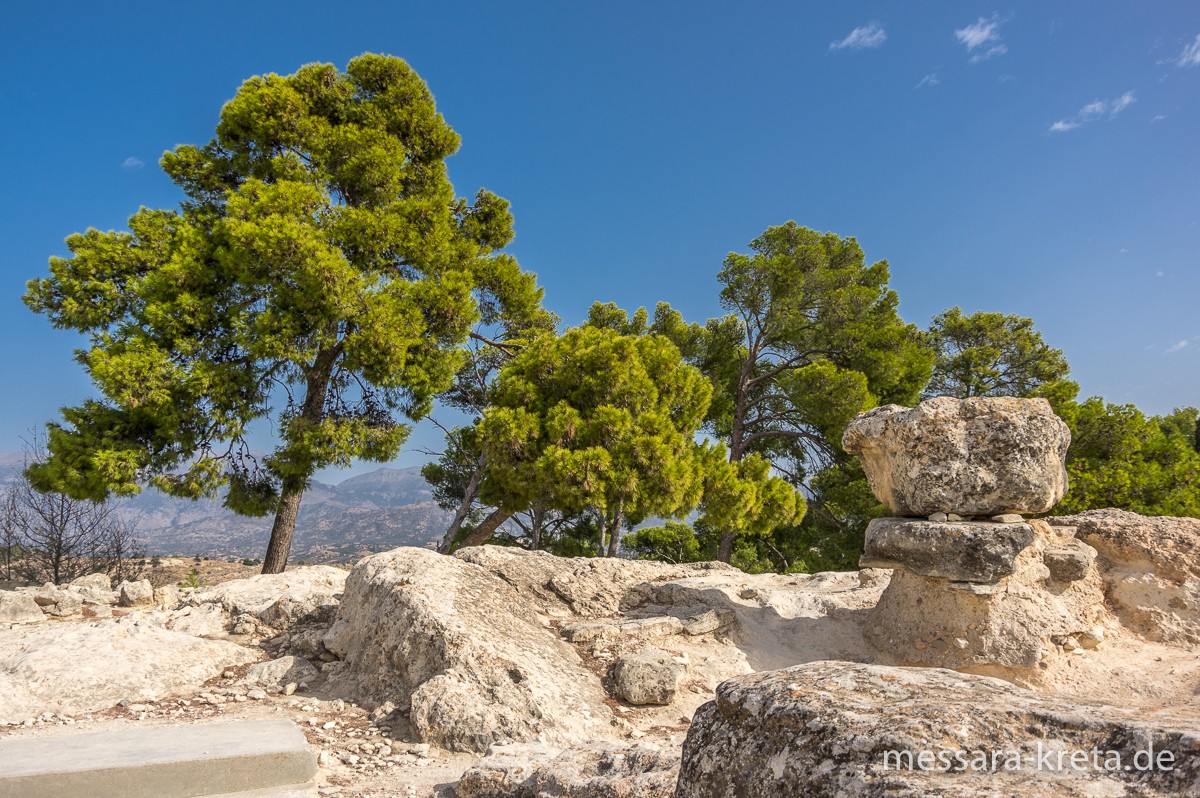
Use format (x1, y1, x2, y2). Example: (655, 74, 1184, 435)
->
(1152, 114, 1167, 123)
(915, 72, 941, 89)
(955, 14, 1010, 62)
(970, 44, 1008, 64)
(121, 156, 144, 170)
(1177, 33, 1200, 67)
(1165, 339, 1189, 354)
(1049, 91, 1136, 132)
(1156, 270, 1165, 277)
(830, 22, 887, 51)
(955, 15, 1002, 50)
(1110, 91, 1136, 115)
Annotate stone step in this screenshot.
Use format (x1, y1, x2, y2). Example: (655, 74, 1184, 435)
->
(0, 718, 317, 798)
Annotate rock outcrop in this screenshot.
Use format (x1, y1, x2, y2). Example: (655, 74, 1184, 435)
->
(0, 618, 257, 721)
(612, 650, 684, 706)
(845, 397, 1105, 669)
(864, 519, 1106, 669)
(676, 661, 1200, 798)
(324, 548, 615, 753)
(1055, 508, 1200, 645)
(843, 396, 1070, 516)
(457, 741, 678, 798)
(186, 566, 346, 629)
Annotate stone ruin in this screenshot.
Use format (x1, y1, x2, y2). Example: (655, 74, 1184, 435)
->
(843, 395, 1106, 670)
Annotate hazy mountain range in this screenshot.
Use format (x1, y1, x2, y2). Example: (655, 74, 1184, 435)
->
(0, 453, 449, 563)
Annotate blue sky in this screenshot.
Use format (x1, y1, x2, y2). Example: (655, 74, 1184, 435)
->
(1, 1, 1197, 476)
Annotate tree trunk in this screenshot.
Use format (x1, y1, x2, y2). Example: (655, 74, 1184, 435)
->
(262, 476, 304, 574)
(529, 504, 545, 551)
(716, 532, 735, 564)
(605, 503, 624, 558)
(438, 450, 487, 554)
(455, 508, 512, 550)
(717, 355, 755, 564)
(260, 344, 338, 574)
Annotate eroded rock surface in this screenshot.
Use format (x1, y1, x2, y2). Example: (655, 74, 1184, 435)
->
(861, 517, 1036, 582)
(0, 618, 257, 721)
(864, 520, 1106, 668)
(1055, 508, 1200, 645)
(676, 661, 1200, 798)
(325, 548, 614, 753)
(457, 741, 678, 798)
(843, 396, 1070, 516)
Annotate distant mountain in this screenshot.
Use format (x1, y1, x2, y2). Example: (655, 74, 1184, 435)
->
(0, 458, 448, 563)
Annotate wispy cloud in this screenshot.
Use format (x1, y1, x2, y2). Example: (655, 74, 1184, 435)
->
(955, 14, 1008, 63)
(1177, 34, 1200, 67)
(1156, 270, 1165, 277)
(915, 72, 941, 89)
(1165, 339, 1189, 354)
(121, 156, 144, 170)
(830, 22, 887, 51)
(1152, 114, 1167, 123)
(1049, 91, 1136, 133)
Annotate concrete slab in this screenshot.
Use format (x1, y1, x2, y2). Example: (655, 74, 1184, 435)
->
(216, 783, 318, 798)
(0, 718, 316, 798)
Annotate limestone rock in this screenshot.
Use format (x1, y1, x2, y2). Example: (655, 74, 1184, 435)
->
(842, 396, 1070, 516)
(245, 655, 320, 691)
(183, 565, 347, 632)
(1055, 509, 1200, 645)
(865, 521, 1105, 668)
(29, 588, 83, 617)
(456, 741, 678, 798)
(154, 583, 182, 610)
(0, 592, 44, 625)
(69, 572, 112, 591)
(676, 661, 1200, 798)
(0, 618, 257, 721)
(454, 545, 732, 618)
(860, 518, 1035, 582)
(612, 650, 684, 706)
(1042, 540, 1098, 583)
(117, 579, 154, 607)
(326, 547, 613, 753)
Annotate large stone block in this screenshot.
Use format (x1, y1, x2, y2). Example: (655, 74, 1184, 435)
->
(860, 517, 1036, 583)
(843, 396, 1070, 517)
(675, 662, 1200, 798)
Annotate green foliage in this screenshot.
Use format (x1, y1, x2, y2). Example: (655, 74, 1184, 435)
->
(624, 521, 704, 563)
(478, 325, 713, 554)
(926, 307, 1072, 400)
(24, 55, 543, 569)
(1053, 399, 1200, 517)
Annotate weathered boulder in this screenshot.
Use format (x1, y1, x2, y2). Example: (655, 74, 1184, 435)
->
(325, 547, 613, 753)
(1055, 509, 1200, 645)
(860, 518, 1036, 582)
(0, 618, 258, 721)
(0, 592, 44, 625)
(843, 396, 1070, 516)
(456, 741, 678, 798)
(454, 545, 732, 618)
(69, 572, 113, 592)
(864, 521, 1105, 668)
(244, 655, 320, 691)
(182, 565, 347, 632)
(676, 661, 1200, 798)
(1042, 540, 1097, 583)
(30, 588, 83, 617)
(612, 650, 684, 706)
(117, 578, 155, 607)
